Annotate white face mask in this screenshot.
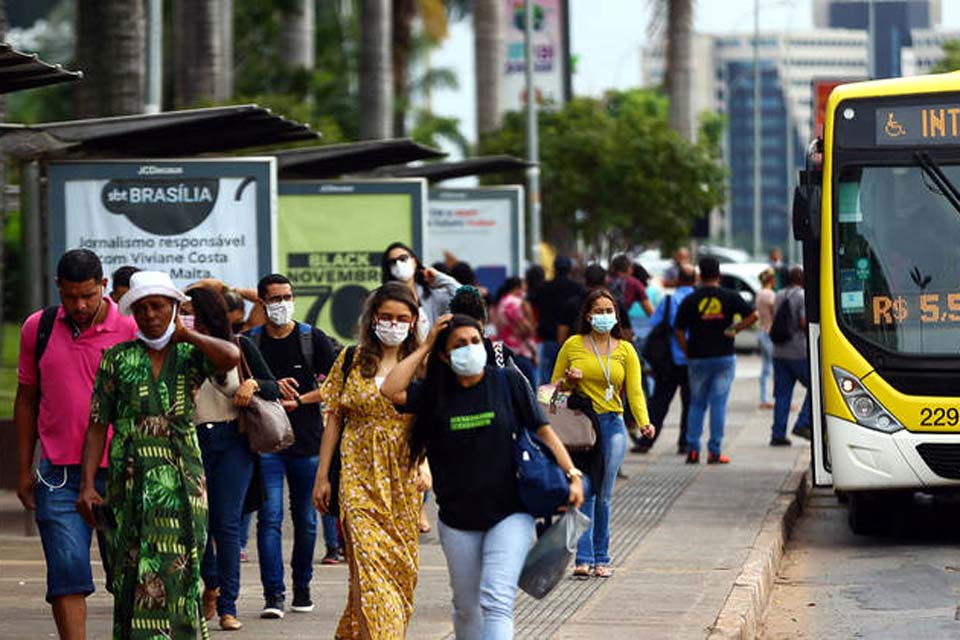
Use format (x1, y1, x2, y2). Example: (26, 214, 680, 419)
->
(449, 343, 487, 377)
(375, 320, 410, 347)
(137, 305, 177, 351)
(266, 300, 295, 326)
(390, 257, 416, 282)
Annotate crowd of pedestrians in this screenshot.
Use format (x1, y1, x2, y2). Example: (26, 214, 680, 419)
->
(14, 242, 808, 639)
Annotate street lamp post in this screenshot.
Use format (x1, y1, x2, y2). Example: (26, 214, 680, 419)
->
(753, 0, 762, 259)
(525, 0, 542, 265)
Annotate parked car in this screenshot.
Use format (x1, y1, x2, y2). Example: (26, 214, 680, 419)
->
(718, 262, 769, 352)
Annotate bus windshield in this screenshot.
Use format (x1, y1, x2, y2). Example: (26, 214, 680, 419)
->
(835, 162, 960, 356)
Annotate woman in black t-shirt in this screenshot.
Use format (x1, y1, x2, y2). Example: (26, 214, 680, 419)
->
(382, 314, 584, 639)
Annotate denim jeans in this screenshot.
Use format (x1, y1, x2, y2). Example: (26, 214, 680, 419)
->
(198, 420, 255, 616)
(34, 460, 109, 602)
(758, 331, 774, 404)
(257, 452, 319, 598)
(686, 356, 737, 456)
(576, 412, 627, 567)
(772, 358, 812, 439)
(437, 512, 535, 640)
(641, 365, 690, 449)
(538, 340, 560, 385)
(321, 513, 340, 551)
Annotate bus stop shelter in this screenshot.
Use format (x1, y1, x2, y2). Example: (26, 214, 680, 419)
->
(374, 154, 532, 182)
(274, 138, 445, 180)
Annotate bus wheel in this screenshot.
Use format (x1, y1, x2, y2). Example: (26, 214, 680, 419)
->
(847, 492, 883, 535)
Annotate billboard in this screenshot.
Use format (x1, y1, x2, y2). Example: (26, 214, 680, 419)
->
(426, 186, 525, 293)
(48, 158, 276, 299)
(501, 0, 565, 117)
(277, 180, 427, 342)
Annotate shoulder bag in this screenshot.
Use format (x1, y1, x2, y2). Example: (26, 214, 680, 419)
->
(237, 342, 295, 454)
(536, 383, 597, 452)
(499, 369, 570, 518)
(641, 295, 675, 375)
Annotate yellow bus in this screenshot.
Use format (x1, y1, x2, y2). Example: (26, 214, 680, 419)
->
(794, 73, 960, 534)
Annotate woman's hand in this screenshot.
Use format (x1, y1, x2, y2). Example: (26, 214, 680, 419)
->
(567, 476, 585, 510)
(76, 484, 104, 529)
(640, 423, 656, 439)
(564, 367, 583, 387)
(422, 267, 438, 287)
(415, 461, 432, 492)
(313, 477, 332, 514)
(234, 379, 258, 407)
(425, 313, 453, 349)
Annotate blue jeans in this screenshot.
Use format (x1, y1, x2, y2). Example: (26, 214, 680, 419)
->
(538, 340, 560, 385)
(576, 412, 627, 566)
(257, 452, 319, 598)
(438, 512, 535, 640)
(198, 421, 255, 616)
(34, 460, 109, 603)
(321, 513, 340, 551)
(686, 356, 737, 455)
(758, 331, 774, 404)
(772, 358, 812, 439)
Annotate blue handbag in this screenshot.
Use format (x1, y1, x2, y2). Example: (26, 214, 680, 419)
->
(496, 368, 570, 518)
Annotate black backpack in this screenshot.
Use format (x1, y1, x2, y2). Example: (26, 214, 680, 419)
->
(641, 296, 675, 374)
(33, 306, 60, 404)
(769, 291, 796, 345)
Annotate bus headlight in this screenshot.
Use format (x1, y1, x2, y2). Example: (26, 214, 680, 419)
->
(831, 366, 904, 433)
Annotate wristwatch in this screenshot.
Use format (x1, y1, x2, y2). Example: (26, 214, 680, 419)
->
(565, 467, 583, 482)
(295, 395, 303, 407)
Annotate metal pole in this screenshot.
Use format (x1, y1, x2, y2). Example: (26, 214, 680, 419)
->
(867, 0, 876, 79)
(784, 36, 796, 267)
(525, 0, 542, 265)
(145, 0, 163, 114)
(22, 160, 43, 311)
(752, 0, 762, 259)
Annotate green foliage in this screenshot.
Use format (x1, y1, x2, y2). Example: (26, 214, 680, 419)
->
(410, 110, 470, 156)
(479, 89, 726, 254)
(0, 324, 19, 419)
(932, 39, 960, 73)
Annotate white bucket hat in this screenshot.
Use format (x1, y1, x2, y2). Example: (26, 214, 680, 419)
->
(118, 271, 190, 316)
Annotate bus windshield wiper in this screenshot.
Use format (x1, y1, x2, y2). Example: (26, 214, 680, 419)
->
(914, 151, 960, 217)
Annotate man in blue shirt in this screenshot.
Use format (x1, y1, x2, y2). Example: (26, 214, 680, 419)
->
(635, 263, 696, 454)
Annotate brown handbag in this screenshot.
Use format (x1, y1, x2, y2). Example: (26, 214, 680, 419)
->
(536, 383, 597, 451)
(236, 343, 295, 454)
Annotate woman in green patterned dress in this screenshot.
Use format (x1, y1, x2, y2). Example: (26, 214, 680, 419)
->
(77, 272, 240, 640)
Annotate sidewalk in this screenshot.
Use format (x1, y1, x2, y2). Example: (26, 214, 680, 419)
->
(0, 354, 807, 638)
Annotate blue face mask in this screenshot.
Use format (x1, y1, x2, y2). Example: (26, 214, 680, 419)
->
(590, 312, 618, 334)
(449, 343, 487, 377)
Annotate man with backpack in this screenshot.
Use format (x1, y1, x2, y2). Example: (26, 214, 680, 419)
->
(247, 274, 340, 618)
(14, 249, 137, 640)
(636, 263, 696, 454)
(769, 266, 812, 446)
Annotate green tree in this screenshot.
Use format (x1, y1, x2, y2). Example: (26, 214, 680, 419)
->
(932, 39, 960, 73)
(479, 89, 725, 254)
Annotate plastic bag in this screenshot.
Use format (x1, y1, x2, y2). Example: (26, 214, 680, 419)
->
(518, 507, 591, 599)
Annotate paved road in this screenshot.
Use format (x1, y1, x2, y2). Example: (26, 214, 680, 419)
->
(761, 488, 960, 639)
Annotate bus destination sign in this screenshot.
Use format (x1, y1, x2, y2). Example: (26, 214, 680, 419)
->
(875, 104, 960, 146)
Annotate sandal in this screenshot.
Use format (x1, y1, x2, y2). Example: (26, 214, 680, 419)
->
(572, 564, 592, 579)
(594, 565, 613, 578)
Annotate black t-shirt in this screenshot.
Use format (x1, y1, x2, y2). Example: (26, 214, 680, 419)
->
(399, 366, 547, 531)
(254, 325, 338, 457)
(532, 276, 586, 341)
(674, 285, 754, 359)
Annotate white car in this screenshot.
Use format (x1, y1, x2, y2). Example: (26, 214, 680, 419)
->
(718, 262, 770, 352)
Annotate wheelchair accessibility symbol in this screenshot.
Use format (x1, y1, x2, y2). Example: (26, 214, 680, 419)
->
(884, 112, 906, 138)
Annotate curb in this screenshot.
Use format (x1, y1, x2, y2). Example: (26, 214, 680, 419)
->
(707, 454, 811, 639)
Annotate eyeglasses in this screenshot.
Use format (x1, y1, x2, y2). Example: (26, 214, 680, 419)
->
(386, 254, 411, 267)
(377, 314, 413, 326)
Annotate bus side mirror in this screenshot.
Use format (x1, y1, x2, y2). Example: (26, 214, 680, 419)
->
(792, 170, 822, 242)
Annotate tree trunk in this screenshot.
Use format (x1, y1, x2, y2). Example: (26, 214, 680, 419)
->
(75, 0, 146, 117)
(359, 0, 393, 139)
(391, 0, 415, 137)
(220, 0, 235, 99)
(665, 0, 694, 141)
(280, 0, 315, 73)
(474, 0, 503, 137)
(173, 0, 228, 107)
(0, 0, 6, 353)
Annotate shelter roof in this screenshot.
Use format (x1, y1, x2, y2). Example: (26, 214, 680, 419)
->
(0, 42, 82, 94)
(0, 104, 317, 159)
(376, 155, 532, 182)
(276, 139, 445, 179)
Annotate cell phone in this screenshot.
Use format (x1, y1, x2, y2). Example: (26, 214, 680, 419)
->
(91, 503, 118, 531)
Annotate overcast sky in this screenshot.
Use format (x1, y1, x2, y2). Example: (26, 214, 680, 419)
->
(429, 0, 960, 161)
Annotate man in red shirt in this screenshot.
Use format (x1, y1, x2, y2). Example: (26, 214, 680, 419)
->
(14, 249, 137, 640)
(609, 254, 654, 318)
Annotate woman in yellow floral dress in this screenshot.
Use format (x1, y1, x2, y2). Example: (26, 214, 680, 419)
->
(312, 282, 425, 639)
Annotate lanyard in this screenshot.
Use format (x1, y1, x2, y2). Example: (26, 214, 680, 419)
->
(588, 334, 614, 392)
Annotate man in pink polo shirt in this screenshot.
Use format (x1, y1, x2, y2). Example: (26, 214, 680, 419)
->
(14, 249, 137, 640)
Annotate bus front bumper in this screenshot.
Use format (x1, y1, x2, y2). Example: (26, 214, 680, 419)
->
(827, 415, 960, 491)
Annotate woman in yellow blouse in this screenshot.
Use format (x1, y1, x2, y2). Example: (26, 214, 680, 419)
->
(312, 283, 427, 639)
(552, 288, 655, 578)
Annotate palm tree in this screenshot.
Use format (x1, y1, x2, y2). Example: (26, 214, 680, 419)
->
(75, 0, 146, 117)
(473, 0, 503, 137)
(651, 0, 694, 141)
(173, 0, 229, 107)
(280, 0, 315, 75)
(360, 0, 393, 139)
